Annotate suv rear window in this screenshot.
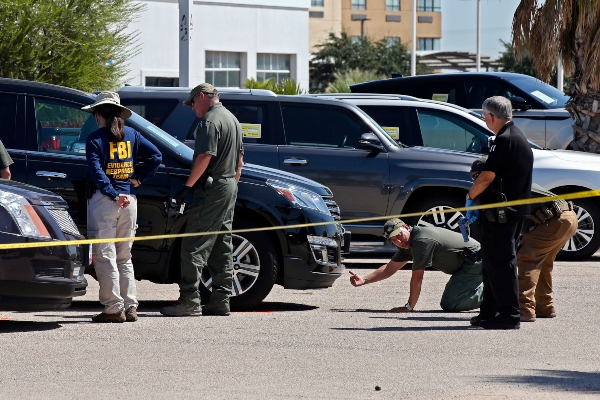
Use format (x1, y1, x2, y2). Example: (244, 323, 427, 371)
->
(124, 99, 179, 127)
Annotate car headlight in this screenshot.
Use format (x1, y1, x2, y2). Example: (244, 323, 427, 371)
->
(0, 190, 51, 240)
(268, 182, 331, 216)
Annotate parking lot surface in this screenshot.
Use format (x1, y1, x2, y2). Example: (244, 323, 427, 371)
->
(1, 252, 600, 399)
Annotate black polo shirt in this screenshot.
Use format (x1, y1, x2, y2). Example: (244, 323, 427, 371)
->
(482, 121, 533, 217)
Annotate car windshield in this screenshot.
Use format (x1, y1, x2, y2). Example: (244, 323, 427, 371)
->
(506, 76, 569, 108)
(128, 112, 194, 159)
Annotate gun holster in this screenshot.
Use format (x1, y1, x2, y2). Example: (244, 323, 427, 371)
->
(462, 248, 482, 265)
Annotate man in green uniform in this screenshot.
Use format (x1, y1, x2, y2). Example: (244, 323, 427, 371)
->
(349, 219, 483, 312)
(160, 83, 244, 317)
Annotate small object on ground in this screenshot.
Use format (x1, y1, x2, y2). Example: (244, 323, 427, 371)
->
(375, 385, 381, 391)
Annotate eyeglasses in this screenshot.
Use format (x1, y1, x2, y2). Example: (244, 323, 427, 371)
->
(483, 111, 494, 119)
(471, 172, 480, 181)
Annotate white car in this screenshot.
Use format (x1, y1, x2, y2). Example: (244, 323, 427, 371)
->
(316, 94, 600, 260)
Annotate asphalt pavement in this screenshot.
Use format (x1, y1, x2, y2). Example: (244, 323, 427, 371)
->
(1, 252, 599, 399)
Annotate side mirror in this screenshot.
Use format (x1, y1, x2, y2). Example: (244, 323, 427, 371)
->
(509, 96, 532, 111)
(358, 133, 384, 151)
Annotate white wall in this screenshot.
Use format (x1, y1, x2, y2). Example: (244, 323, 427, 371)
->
(124, 0, 310, 90)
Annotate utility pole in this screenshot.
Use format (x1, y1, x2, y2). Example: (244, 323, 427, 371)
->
(557, 57, 564, 91)
(179, 0, 198, 87)
(476, 0, 481, 71)
(411, 0, 416, 76)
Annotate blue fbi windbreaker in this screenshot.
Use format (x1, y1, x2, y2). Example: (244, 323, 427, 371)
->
(86, 126, 162, 200)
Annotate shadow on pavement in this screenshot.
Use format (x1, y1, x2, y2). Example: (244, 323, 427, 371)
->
(368, 315, 469, 322)
(330, 308, 391, 313)
(0, 320, 61, 333)
(332, 326, 479, 332)
(486, 370, 600, 393)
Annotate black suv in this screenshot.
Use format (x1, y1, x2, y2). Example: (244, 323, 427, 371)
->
(0, 179, 87, 310)
(350, 72, 574, 150)
(118, 86, 478, 242)
(0, 78, 345, 310)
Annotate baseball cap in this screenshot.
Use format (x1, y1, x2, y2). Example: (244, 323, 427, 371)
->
(183, 83, 219, 107)
(382, 218, 406, 239)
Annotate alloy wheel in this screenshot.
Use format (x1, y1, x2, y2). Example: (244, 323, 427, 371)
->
(201, 233, 261, 296)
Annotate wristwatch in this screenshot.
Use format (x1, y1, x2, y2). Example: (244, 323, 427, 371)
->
(404, 302, 413, 312)
(113, 195, 120, 202)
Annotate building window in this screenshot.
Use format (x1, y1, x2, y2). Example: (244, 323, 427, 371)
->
(386, 37, 400, 47)
(145, 77, 180, 87)
(386, 0, 399, 11)
(205, 51, 241, 87)
(311, 0, 324, 6)
(352, 0, 366, 10)
(257, 54, 291, 84)
(418, 38, 440, 50)
(418, 0, 441, 12)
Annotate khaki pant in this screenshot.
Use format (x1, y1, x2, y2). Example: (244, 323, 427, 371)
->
(87, 192, 138, 314)
(517, 211, 578, 318)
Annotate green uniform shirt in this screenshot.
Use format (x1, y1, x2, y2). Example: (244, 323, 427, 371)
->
(391, 226, 480, 274)
(193, 103, 244, 178)
(0, 140, 13, 169)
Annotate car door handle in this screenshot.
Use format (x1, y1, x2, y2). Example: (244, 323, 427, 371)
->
(37, 171, 67, 179)
(283, 158, 308, 166)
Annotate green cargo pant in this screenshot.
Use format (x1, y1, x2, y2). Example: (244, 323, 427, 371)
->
(179, 177, 237, 310)
(439, 261, 483, 312)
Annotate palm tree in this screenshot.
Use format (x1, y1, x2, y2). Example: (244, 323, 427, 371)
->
(512, 0, 600, 152)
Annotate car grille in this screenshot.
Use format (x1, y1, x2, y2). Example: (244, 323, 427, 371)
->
(46, 208, 82, 238)
(322, 196, 341, 220)
(32, 260, 66, 278)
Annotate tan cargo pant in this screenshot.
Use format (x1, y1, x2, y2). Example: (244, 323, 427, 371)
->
(87, 192, 138, 314)
(517, 210, 578, 318)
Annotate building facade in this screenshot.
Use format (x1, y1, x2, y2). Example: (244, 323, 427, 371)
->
(124, 0, 310, 90)
(309, 0, 442, 52)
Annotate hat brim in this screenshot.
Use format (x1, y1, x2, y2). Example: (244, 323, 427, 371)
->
(386, 227, 403, 239)
(183, 93, 195, 107)
(82, 99, 132, 119)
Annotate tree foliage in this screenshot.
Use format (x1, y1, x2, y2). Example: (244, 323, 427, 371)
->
(0, 0, 145, 92)
(325, 69, 384, 93)
(309, 31, 429, 91)
(496, 40, 537, 77)
(244, 77, 308, 94)
(512, 0, 600, 152)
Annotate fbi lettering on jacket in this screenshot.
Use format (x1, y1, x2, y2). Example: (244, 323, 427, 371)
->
(106, 141, 134, 179)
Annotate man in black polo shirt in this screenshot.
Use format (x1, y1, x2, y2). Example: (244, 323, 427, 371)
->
(466, 96, 533, 330)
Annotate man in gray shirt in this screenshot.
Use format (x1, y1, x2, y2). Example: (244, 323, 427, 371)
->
(350, 218, 483, 313)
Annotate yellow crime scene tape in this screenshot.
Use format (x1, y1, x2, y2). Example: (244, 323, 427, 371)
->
(1, 189, 599, 250)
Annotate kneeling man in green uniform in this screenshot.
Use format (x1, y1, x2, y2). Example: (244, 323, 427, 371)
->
(349, 219, 483, 312)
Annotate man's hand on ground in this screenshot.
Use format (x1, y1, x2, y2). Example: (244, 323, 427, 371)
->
(349, 270, 365, 287)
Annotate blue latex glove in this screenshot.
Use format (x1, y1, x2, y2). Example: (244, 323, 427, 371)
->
(465, 199, 479, 223)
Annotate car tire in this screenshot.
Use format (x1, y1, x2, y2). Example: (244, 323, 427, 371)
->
(199, 219, 278, 311)
(406, 194, 481, 239)
(557, 198, 600, 261)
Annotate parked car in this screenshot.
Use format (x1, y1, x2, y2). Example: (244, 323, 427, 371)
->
(0, 179, 87, 311)
(118, 86, 481, 242)
(313, 93, 600, 260)
(0, 78, 345, 310)
(350, 72, 575, 150)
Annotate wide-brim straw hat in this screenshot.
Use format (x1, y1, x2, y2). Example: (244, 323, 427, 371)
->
(81, 91, 132, 119)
